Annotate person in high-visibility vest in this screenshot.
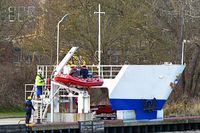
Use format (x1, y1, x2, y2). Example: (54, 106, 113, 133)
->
(35, 69, 45, 99)
(25, 96, 35, 124)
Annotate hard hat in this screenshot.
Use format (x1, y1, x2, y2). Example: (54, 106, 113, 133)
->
(27, 96, 32, 100)
(37, 69, 42, 74)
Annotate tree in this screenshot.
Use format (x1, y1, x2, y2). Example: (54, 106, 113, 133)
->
(149, 0, 200, 97)
(16, 0, 200, 98)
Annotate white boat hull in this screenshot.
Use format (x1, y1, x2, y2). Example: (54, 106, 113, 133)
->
(102, 64, 185, 120)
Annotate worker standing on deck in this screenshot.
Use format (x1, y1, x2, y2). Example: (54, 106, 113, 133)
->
(80, 65, 88, 78)
(25, 96, 35, 124)
(35, 69, 45, 99)
(69, 65, 80, 77)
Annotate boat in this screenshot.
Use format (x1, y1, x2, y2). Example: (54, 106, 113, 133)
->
(50, 47, 186, 120)
(100, 64, 185, 120)
(54, 74, 103, 87)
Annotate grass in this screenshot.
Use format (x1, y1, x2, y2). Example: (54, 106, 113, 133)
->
(0, 106, 25, 118)
(164, 97, 200, 117)
(0, 112, 25, 118)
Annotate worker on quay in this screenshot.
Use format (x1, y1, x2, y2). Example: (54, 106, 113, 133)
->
(25, 96, 35, 124)
(35, 69, 45, 99)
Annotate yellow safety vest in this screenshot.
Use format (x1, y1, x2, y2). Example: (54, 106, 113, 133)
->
(35, 74, 45, 86)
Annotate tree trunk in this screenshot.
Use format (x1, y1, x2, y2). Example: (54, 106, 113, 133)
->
(184, 44, 200, 96)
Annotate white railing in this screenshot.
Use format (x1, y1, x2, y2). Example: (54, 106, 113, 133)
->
(25, 64, 123, 122)
(37, 65, 123, 80)
(26, 65, 123, 102)
(25, 84, 35, 100)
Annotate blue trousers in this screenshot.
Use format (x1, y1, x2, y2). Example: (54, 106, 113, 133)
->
(37, 86, 43, 97)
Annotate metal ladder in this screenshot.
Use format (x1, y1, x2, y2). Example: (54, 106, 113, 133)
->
(31, 85, 51, 123)
(41, 87, 51, 120)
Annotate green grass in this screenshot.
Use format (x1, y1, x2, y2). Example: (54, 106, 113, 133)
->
(0, 111, 25, 118)
(0, 106, 25, 118)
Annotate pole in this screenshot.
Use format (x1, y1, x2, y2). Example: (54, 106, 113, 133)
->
(94, 4, 105, 77)
(56, 14, 68, 65)
(181, 40, 185, 65)
(98, 4, 101, 78)
(50, 82, 53, 122)
(178, 6, 184, 64)
(56, 23, 60, 65)
(181, 40, 190, 65)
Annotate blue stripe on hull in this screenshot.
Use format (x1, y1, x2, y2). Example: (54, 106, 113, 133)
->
(110, 99, 166, 120)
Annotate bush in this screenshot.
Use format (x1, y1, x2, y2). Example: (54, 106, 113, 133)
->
(164, 95, 200, 117)
(0, 64, 36, 108)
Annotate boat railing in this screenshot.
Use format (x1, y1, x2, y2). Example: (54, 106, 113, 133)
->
(37, 65, 123, 80)
(25, 84, 35, 100)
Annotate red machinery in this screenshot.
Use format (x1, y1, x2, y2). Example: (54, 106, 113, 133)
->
(92, 105, 116, 120)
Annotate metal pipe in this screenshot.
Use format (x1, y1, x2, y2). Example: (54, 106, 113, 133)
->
(56, 14, 68, 65)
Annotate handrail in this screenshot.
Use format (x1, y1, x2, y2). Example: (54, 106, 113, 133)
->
(25, 84, 35, 100)
(37, 64, 123, 80)
(25, 64, 123, 122)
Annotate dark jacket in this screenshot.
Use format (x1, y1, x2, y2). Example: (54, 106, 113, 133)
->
(25, 100, 35, 111)
(80, 67, 88, 78)
(70, 67, 80, 77)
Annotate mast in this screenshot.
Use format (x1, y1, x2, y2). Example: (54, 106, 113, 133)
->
(94, 4, 105, 77)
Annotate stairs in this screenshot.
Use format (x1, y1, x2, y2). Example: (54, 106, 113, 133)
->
(32, 86, 51, 123)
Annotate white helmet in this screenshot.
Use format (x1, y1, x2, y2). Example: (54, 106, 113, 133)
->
(37, 69, 42, 74)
